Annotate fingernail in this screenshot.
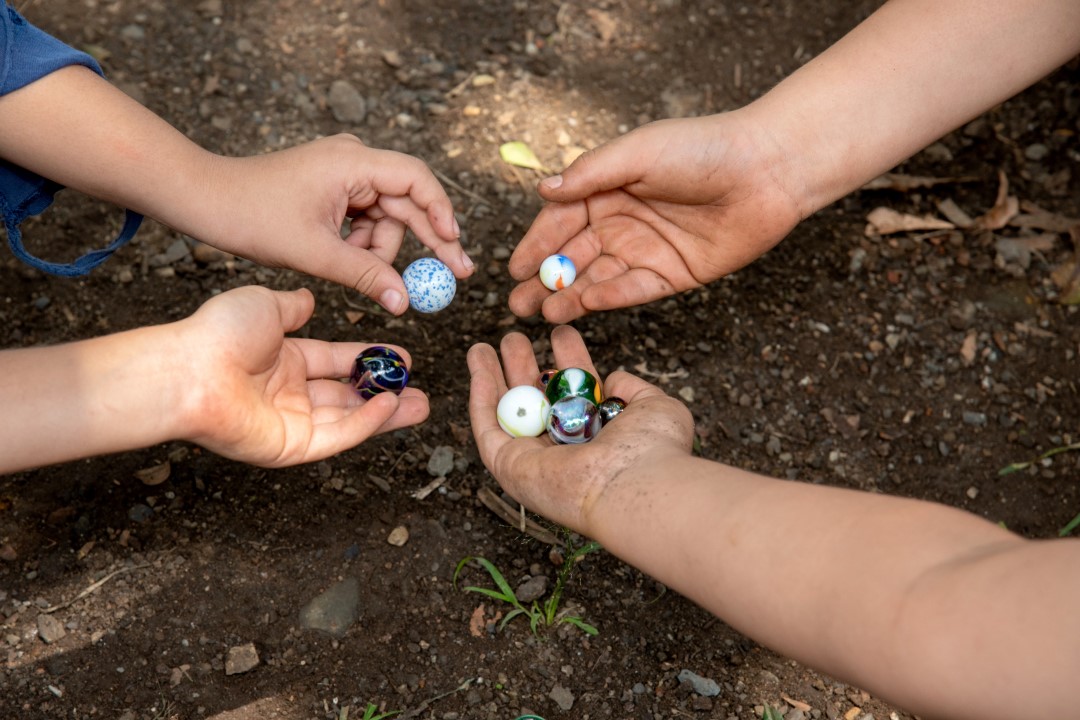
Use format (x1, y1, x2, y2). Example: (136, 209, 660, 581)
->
(452, 214, 461, 237)
(541, 174, 563, 190)
(461, 251, 475, 273)
(379, 289, 405, 314)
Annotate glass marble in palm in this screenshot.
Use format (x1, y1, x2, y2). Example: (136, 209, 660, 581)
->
(546, 395, 602, 444)
(403, 257, 456, 313)
(598, 397, 627, 424)
(497, 385, 551, 437)
(350, 346, 409, 399)
(543, 367, 602, 406)
(536, 368, 559, 390)
(539, 254, 576, 292)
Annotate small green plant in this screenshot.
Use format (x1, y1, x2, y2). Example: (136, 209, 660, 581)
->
(355, 703, 399, 720)
(761, 706, 785, 720)
(454, 537, 602, 636)
(997, 441, 1080, 536)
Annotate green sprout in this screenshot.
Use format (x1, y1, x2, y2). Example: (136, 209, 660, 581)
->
(355, 703, 399, 720)
(761, 706, 785, 720)
(454, 537, 602, 637)
(997, 441, 1080, 536)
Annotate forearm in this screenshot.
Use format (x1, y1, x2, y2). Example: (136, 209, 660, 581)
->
(746, 0, 1080, 216)
(0, 325, 189, 474)
(587, 453, 1080, 718)
(0, 65, 231, 242)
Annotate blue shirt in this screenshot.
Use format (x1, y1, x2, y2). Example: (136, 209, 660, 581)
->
(0, 3, 141, 276)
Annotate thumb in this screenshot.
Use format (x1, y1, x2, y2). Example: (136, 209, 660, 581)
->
(273, 287, 316, 333)
(303, 235, 410, 315)
(537, 131, 645, 202)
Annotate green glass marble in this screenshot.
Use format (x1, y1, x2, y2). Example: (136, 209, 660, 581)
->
(542, 367, 602, 406)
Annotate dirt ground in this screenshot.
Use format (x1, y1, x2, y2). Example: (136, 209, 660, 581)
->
(2, 1, 1079, 719)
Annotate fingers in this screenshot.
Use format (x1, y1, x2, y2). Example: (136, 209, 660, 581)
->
(294, 339, 411, 380)
(549, 325, 600, 378)
(268, 287, 316, 333)
(497, 333, 542, 388)
(303, 389, 429, 462)
(467, 342, 517, 471)
(508, 201, 590, 281)
(536, 127, 652, 203)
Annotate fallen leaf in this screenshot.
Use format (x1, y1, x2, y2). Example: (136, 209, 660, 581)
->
(1050, 255, 1080, 304)
(781, 694, 812, 712)
(469, 604, 486, 637)
(865, 207, 954, 236)
(862, 173, 976, 192)
(586, 9, 618, 44)
(134, 461, 171, 486)
(994, 234, 1057, 269)
(960, 331, 977, 366)
(935, 198, 974, 228)
(972, 170, 1019, 230)
(499, 141, 546, 171)
(1009, 204, 1080, 233)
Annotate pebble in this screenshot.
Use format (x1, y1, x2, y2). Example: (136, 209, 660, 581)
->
(387, 526, 409, 547)
(548, 684, 575, 711)
(515, 575, 548, 603)
(427, 445, 455, 477)
(298, 577, 360, 638)
(328, 80, 367, 124)
(962, 411, 987, 427)
(224, 643, 259, 675)
(677, 668, 721, 697)
(37, 614, 66, 644)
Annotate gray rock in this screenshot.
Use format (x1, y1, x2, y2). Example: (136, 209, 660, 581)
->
(328, 81, 367, 124)
(548, 684, 575, 711)
(224, 642, 259, 675)
(515, 575, 548, 603)
(962, 411, 988, 427)
(37, 614, 66, 644)
(677, 668, 721, 697)
(427, 445, 455, 477)
(298, 577, 360, 638)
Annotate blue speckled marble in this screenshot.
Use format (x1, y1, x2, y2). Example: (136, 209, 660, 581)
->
(403, 257, 456, 313)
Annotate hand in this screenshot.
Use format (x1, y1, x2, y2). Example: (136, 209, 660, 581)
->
(205, 134, 475, 314)
(508, 114, 806, 323)
(467, 325, 694, 534)
(176, 286, 428, 466)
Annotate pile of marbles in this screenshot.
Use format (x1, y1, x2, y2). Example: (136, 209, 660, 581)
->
(497, 367, 626, 444)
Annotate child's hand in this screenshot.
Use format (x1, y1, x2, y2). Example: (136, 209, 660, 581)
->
(467, 325, 694, 534)
(177, 286, 427, 466)
(508, 114, 804, 323)
(205, 135, 474, 314)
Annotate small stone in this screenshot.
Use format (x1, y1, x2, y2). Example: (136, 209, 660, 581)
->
(962, 411, 987, 427)
(677, 669, 721, 697)
(1024, 143, 1049, 161)
(515, 575, 549, 603)
(328, 80, 367, 124)
(548, 684, 575, 711)
(966, 486, 979, 500)
(427, 445, 455, 477)
(0, 543, 16, 562)
(224, 643, 259, 675)
(298, 577, 360, 638)
(37, 614, 67, 644)
(387, 526, 409, 547)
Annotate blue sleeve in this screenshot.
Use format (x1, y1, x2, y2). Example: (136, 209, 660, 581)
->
(0, 4, 141, 277)
(1, 4, 103, 94)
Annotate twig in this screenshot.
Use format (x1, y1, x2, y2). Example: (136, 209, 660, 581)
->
(41, 562, 153, 614)
(402, 678, 476, 719)
(477, 487, 564, 547)
(431, 168, 492, 208)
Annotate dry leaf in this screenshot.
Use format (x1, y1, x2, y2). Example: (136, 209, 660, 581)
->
(1050, 255, 1080, 304)
(134, 461, 171, 486)
(586, 9, 618, 44)
(862, 173, 975, 192)
(781, 694, 812, 712)
(865, 207, 954, 236)
(499, 141, 546, 171)
(960, 331, 977, 366)
(1009, 200, 1080, 233)
(994, 234, 1057, 269)
(972, 170, 1019, 230)
(469, 604, 486, 637)
(935, 198, 974, 228)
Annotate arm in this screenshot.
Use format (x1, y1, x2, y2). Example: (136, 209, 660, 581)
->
(510, 0, 1080, 322)
(0, 66, 473, 313)
(0, 287, 427, 473)
(468, 326, 1080, 720)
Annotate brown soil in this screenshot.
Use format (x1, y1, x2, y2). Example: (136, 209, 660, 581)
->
(2, 2, 1078, 719)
